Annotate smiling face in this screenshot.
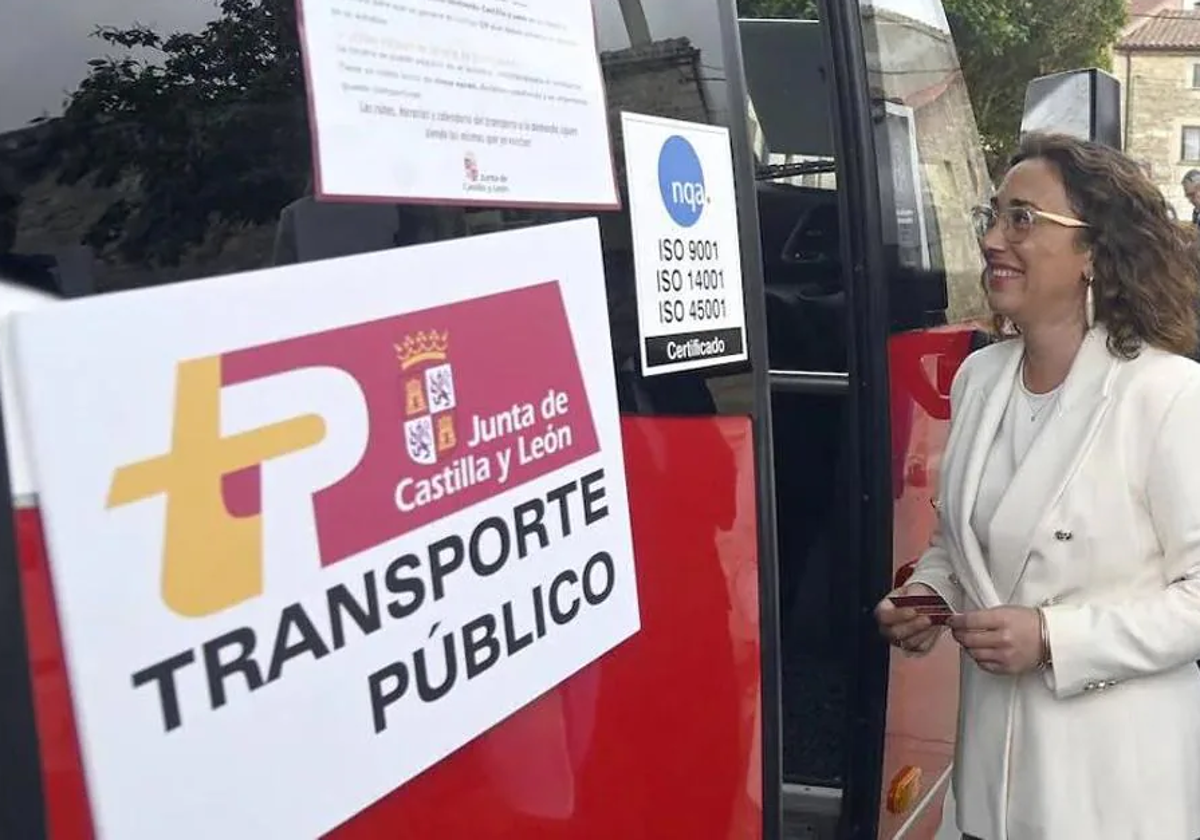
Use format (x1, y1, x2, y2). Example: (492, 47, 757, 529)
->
(982, 158, 1092, 331)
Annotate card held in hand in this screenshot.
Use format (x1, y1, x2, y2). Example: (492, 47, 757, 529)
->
(891, 593, 954, 625)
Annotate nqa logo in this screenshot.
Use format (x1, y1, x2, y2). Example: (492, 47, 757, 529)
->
(657, 134, 708, 228)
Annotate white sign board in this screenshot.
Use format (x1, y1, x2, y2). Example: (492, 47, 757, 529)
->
(620, 112, 748, 376)
(9, 219, 639, 838)
(296, 0, 619, 210)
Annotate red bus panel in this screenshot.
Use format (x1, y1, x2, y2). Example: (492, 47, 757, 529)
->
(18, 415, 763, 839)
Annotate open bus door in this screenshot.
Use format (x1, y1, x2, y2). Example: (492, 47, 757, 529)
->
(0, 1, 1114, 838)
(738, 3, 992, 837)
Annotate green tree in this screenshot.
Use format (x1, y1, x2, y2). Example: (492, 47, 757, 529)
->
(737, 0, 819, 19)
(47, 0, 309, 265)
(943, 0, 1127, 171)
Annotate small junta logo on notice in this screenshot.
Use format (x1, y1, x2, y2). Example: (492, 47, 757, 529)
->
(658, 134, 707, 228)
(464, 152, 479, 182)
(397, 330, 458, 466)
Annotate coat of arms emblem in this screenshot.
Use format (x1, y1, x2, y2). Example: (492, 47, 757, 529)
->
(397, 330, 457, 465)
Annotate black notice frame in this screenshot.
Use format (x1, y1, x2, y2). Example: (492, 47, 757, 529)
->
(714, 1, 784, 838)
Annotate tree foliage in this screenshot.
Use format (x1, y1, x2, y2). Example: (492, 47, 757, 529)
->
(943, 0, 1127, 171)
(48, 0, 310, 265)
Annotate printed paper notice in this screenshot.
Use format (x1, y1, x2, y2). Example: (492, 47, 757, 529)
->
(621, 112, 749, 376)
(8, 219, 638, 839)
(297, 0, 619, 209)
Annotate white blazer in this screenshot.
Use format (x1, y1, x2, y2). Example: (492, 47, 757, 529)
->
(909, 326, 1200, 840)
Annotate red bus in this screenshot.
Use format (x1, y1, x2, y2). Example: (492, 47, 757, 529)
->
(0, 0, 1109, 837)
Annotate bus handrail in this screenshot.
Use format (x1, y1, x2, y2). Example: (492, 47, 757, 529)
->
(768, 370, 850, 394)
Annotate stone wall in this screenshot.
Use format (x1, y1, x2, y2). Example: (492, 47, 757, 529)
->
(1119, 48, 1200, 217)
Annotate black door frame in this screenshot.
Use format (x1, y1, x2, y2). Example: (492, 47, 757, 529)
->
(714, 2, 785, 837)
(820, 1, 898, 837)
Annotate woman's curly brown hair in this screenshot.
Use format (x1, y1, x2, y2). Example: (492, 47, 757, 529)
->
(997, 133, 1200, 359)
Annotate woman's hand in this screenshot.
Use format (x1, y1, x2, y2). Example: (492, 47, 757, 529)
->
(874, 582, 944, 656)
(949, 607, 1044, 675)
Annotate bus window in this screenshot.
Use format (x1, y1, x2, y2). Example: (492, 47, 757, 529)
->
(0, 0, 757, 419)
(857, 0, 990, 330)
(741, 17, 846, 374)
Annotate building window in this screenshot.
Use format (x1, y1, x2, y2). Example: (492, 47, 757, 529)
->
(1183, 126, 1200, 162)
(1192, 63, 1200, 88)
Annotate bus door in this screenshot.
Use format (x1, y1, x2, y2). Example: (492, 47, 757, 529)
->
(856, 3, 994, 838)
(738, 0, 991, 837)
(0, 0, 784, 838)
(736, 11, 856, 838)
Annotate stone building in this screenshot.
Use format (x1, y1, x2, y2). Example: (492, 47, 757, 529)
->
(1116, 10, 1200, 217)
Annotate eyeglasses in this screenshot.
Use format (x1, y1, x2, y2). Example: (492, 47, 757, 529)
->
(970, 205, 1089, 242)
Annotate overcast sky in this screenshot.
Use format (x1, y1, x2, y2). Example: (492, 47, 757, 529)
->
(0, 0, 219, 132)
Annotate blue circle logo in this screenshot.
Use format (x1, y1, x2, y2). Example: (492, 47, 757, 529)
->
(657, 135, 706, 228)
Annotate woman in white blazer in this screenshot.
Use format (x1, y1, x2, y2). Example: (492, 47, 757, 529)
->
(876, 133, 1200, 840)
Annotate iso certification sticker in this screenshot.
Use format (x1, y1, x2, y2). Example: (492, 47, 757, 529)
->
(620, 112, 748, 377)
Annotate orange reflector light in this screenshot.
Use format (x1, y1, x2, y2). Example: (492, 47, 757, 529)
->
(886, 765, 923, 815)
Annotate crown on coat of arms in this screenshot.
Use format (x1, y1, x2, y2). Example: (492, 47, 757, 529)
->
(395, 330, 450, 370)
